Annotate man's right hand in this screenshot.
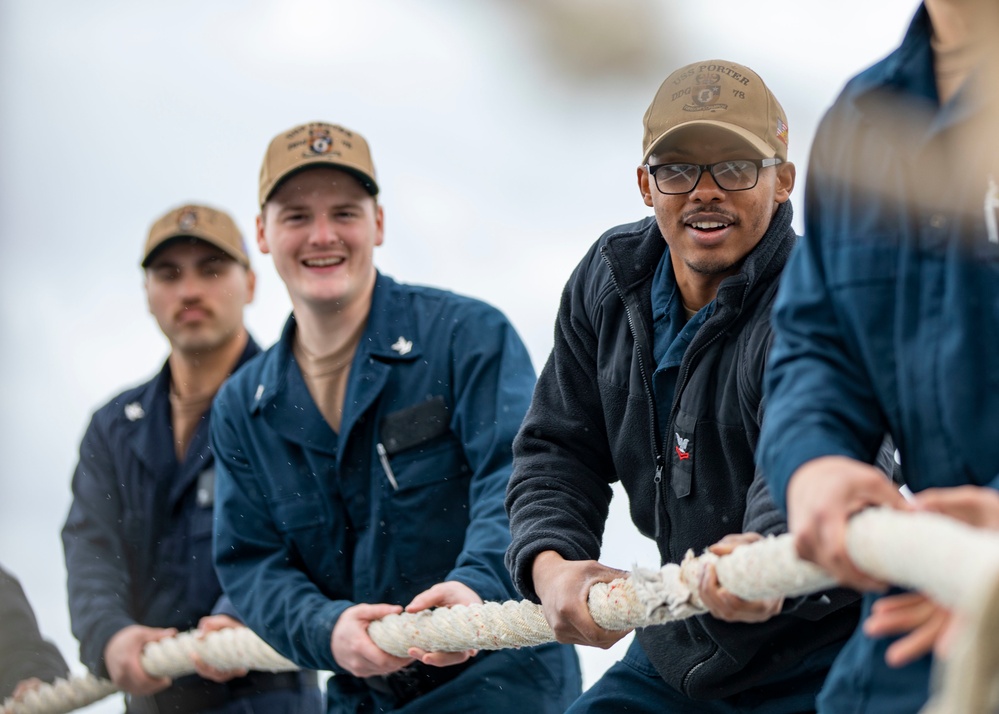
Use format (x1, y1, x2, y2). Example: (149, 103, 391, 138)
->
(104, 625, 176, 696)
(911, 485, 999, 529)
(531, 550, 629, 649)
(862, 485, 999, 666)
(786, 455, 908, 591)
(331, 603, 415, 678)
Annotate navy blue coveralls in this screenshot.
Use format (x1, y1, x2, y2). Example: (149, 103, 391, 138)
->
(212, 274, 581, 713)
(63, 338, 322, 713)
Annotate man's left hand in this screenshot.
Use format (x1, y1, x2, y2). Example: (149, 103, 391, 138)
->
(191, 614, 250, 682)
(699, 533, 784, 623)
(403, 581, 481, 667)
(11, 678, 45, 701)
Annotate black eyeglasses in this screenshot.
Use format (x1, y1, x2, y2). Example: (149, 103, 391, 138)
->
(645, 158, 782, 195)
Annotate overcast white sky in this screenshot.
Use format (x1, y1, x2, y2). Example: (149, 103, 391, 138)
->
(0, 1, 920, 709)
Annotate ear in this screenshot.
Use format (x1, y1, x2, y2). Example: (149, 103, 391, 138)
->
(637, 165, 654, 207)
(244, 268, 257, 305)
(774, 161, 796, 204)
(373, 203, 385, 247)
(144, 273, 153, 315)
(256, 213, 271, 254)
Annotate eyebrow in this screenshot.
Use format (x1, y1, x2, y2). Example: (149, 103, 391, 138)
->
(653, 146, 752, 162)
(148, 252, 230, 271)
(276, 198, 365, 212)
(197, 254, 230, 267)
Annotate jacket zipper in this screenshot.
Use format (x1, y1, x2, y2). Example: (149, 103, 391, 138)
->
(681, 643, 719, 694)
(672, 283, 748, 690)
(600, 249, 664, 536)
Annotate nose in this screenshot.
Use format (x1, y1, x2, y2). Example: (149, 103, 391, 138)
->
(688, 167, 725, 202)
(177, 270, 205, 301)
(310, 215, 337, 246)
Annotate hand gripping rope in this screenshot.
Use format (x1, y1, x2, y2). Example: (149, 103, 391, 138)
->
(4, 508, 999, 714)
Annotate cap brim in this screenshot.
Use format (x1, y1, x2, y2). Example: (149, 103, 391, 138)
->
(142, 235, 248, 268)
(262, 161, 379, 206)
(643, 121, 776, 163)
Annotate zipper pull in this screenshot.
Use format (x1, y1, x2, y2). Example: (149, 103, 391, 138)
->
(376, 443, 399, 491)
(653, 454, 664, 539)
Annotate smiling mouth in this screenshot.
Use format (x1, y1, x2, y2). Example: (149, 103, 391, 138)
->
(687, 220, 731, 232)
(303, 257, 345, 267)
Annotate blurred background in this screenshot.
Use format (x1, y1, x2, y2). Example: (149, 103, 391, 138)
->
(0, 1, 919, 710)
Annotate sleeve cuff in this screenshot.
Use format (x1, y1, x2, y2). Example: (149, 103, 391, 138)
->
(764, 437, 862, 513)
(309, 600, 352, 674)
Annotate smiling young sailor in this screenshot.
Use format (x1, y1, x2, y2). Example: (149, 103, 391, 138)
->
(505, 60, 894, 713)
(209, 121, 581, 713)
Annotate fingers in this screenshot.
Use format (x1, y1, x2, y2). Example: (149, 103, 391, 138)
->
(196, 614, 242, 633)
(532, 552, 631, 649)
(863, 593, 935, 636)
(883, 608, 950, 668)
(405, 581, 482, 613)
(912, 486, 999, 530)
(407, 647, 477, 667)
(706, 532, 762, 556)
(189, 616, 252, 681)
(104, 625, 176, 695)
(332, 603, 414, 678)
(151, 627, 180, 642)
(191, 653, 249, 683)
(698, 562, 783, 623)
(787, 457, 904, 591)
(12, 678, 44, 701)
(863, 593, 952, 668)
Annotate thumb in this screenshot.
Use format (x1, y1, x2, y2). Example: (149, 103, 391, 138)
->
(406, 587, 445, 613)
(150, 627, 179, 643)
(356, 603, 404, 623)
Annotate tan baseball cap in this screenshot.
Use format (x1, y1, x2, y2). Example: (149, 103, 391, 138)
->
(642, 60, 789, 163)
(258, 121, 379, 206)
(142, 204, 249, 268)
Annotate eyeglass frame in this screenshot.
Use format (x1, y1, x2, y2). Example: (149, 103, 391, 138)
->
(644, 157, 783, 195)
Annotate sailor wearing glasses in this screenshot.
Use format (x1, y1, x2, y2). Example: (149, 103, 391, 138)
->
(505, 60, 892, 713)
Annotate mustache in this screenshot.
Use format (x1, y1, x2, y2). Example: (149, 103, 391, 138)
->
(680, 208, 737, 224)
(174, 302, 212, 320)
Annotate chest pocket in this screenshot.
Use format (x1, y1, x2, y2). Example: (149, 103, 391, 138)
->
(377, 397, 471, 588)
(379, 396, 450, 456)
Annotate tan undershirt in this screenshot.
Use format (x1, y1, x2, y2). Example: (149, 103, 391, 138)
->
(169, 390, 215, 461)
(682, 302, 699, 322)
(931, 31, 984, 105)
(293, 324, 365, 433)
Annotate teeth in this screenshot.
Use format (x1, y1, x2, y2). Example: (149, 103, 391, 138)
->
(304, 257, 344, 267)
(691, 221, 727, 229)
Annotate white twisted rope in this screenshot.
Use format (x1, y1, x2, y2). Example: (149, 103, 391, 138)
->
(6, 508, 999, 714)
(371, 508, 999, 656)
(138, 627, 297, 678)
(0, 677, 117, 714)
(0, 628, 297, 714)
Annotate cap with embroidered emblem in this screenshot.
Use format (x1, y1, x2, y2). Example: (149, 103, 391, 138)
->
(259, 121, 379, 206)
(642, 59, 789, 163)
(142, 204, 249, 268)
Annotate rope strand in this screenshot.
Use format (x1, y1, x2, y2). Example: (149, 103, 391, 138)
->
(5, 508, 998, 714)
